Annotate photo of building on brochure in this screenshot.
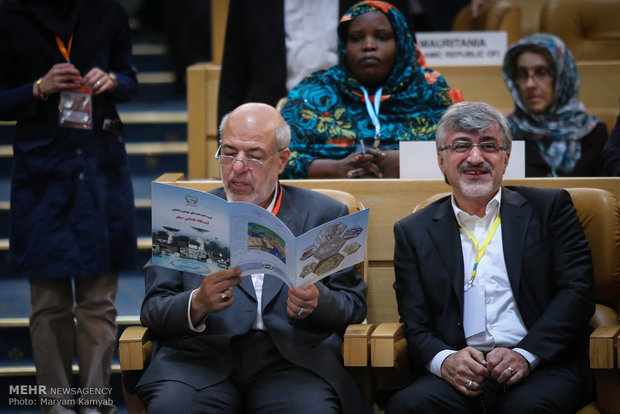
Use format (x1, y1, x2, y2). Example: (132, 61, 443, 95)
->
(151, 183, 231, 276)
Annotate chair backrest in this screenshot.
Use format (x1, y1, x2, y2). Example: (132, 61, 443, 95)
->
(312, 189, 368, 287)
(515, 0, 549, 37)
(538, 0, 620, 60)
(452, 1, 523, 45)
(413, 188, 620, 318)
(567, 188, 620, 315)
(313, 188, 364, 214)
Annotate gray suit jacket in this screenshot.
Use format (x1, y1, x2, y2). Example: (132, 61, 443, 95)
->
(138, 184, 369, 412)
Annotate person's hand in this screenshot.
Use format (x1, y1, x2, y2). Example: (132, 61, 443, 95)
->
(190, 267, 243, 324)
(287, 284, 319, 319)
(341, 149, 386, 178)
(440, 347, 489, 396)
(306, 149, 386, 178)
(83, 67, 117, 95)
(486, 347, 530, 385)
(35, 63, 82, 97)
(377, 149, 400, 178)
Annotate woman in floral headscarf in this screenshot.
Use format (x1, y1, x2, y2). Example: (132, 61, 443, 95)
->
(503, 33, 607, 177)
(280, 0, 463, 179)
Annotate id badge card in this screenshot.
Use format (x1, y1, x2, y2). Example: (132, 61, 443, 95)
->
(463, 283, 486, 338)
(58, 85, 93, 130)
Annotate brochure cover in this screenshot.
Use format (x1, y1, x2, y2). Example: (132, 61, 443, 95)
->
(151, 182, 369, 288)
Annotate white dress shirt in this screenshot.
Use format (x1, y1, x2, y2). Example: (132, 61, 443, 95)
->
(188, 185, 279, 332)
(284, 0, 339, 91)
(428, 189, 539, 377)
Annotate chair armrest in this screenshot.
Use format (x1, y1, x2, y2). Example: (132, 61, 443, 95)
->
(343, 323, 375, 367)
(371, 322, 406, 367)
(119, 326, 152, 371)
(589, 320, 620, 413)
(590, 303, 620, 329)
(590, 324, 620, 369)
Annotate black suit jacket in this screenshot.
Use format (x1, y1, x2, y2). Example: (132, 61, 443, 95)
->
(138, 185, 370, 413)
(393, 186, 595, 376)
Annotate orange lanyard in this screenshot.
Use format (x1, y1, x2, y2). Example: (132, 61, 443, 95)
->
(55, 34, 73, 62)
(272, 182, 283, 216)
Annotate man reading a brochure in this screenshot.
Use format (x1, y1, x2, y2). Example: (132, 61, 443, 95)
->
(135, 103, 372, 414)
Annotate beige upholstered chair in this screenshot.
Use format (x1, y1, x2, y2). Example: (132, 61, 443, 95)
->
(537, 0, 620, 60)
(452, 1, 523, 45)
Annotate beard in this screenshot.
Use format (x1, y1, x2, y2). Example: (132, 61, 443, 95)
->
(458, 161, 497, 199)
(461, 178, 495, 198)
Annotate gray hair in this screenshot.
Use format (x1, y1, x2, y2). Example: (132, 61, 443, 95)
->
(218, 112, 291, 150)
(274, 122, 291, 150)
(435, 101, 512, 151)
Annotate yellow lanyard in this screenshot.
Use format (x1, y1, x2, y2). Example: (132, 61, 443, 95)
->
(459, 214, 501, 291)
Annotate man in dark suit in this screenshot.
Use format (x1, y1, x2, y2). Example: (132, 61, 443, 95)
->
(135, 102, 371, 414)
(386, 101, 595, 413)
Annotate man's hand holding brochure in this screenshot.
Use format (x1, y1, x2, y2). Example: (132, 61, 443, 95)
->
(151, 182, 369, 288)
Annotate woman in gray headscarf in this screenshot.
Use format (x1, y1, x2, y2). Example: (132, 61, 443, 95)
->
(503, 33, 607, 177)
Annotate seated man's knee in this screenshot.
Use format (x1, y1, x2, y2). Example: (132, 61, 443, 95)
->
(385, 386, 436, 413)
(385, 376, 468, 414)
(137, 380, 238, 414)
(138, 383, 184, 414)
(500, 393, 575, 414)
(248, 381, 340, 414)
(277, 397, 340, 414)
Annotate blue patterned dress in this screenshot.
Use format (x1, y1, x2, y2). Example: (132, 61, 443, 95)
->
(280, 0, 463, 179)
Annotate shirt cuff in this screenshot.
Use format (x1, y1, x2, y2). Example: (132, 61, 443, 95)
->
(513, 347, 539, 370)
(188, 288, 208, 332)
(428, 349, 458, 378)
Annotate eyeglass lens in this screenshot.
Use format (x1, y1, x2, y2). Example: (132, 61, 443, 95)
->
(515, 67, 552, 84)
(217, 155, 264, 169)
(449, 140, 503, 153)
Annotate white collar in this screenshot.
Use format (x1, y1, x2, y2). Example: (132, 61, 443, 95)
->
(450, 188, 502, 222)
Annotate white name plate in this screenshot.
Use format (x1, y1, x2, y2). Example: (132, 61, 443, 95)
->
(417, 31, 507, 66)
(399, 140, 525, 179)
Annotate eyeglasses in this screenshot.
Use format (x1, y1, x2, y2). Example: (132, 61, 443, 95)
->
(214, 145, 283, 170)
(440, 140, 507, 153)
(515, 67, 553, 85)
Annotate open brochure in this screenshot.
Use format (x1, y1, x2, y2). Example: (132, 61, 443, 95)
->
(151, 182, 369, 288)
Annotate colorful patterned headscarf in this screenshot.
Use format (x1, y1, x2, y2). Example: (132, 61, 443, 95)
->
(503, 33, 599, 175)
(280, 0, 463, 179)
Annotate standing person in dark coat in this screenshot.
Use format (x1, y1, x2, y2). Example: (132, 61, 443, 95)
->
(0, 0, 138, 412)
